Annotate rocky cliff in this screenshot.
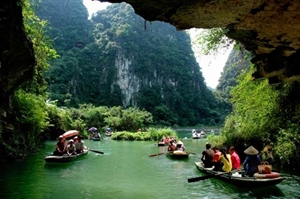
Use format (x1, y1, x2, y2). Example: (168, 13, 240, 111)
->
(101, 0, 300, 84)
(0, 0, 35, 133)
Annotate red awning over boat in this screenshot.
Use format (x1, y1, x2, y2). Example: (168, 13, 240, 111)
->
(62, 130, 79, 138)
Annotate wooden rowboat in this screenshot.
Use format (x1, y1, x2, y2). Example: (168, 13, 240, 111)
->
(157, 141, 166, 146)
(167, 151, 190, 159)
(105, 132, 112, 137)
(193, 162, 285, 188)
(192, 134, 201, 139)
(90, 137, 101, 141)
(44, 150, 88, 163)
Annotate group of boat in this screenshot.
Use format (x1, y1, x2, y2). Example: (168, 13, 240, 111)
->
(45, 129, 286, 189)
(192, 129, 213, 139)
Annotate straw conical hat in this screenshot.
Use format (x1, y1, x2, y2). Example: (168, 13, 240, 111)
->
(244, 146, 258, 155)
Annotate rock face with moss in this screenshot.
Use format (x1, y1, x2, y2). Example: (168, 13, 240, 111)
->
(103, 0, 300, 84)
(0, 0, 35, 132)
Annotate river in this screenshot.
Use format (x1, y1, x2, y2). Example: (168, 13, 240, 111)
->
(0, 132, 300, 199)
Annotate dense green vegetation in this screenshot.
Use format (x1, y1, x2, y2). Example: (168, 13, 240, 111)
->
(111, 128, 178, 141)
(0, 0, 57, 161)
(195, 28, 300, 169)
(36, 1, 222, 127)
(221, 68, 300, 168)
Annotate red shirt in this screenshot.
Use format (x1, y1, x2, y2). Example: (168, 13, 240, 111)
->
(213, 151, 221, 162)
(230, 151, 241, 169)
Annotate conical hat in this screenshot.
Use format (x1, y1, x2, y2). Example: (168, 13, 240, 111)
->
(244, 146, 258, 155)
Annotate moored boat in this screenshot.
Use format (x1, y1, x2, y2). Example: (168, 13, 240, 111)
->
(44, 150, 88, 163)
(193, 162, 285, 188)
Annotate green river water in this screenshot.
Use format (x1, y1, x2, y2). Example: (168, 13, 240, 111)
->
(0, 132, 300, 199)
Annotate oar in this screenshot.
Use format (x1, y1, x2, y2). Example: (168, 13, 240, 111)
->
(187, 169, 240, 183)
(149, 152, 165, 157)
(88, 149, 104, 154)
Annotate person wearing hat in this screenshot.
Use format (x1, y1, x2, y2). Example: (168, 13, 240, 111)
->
(53, 135, 66, 155)
(66, 139, 76, 156)
(175, 140, 186, 151)
(242, 146, 261, 177)
(74, 136, 85, 153)
(201, 143, 214, 168)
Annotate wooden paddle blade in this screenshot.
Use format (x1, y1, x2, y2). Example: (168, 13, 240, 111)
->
(187, 171, 229, 183)
(89, 149, 104, 154)
(187, 174, 216, 183)
(149, 152, 165, 157)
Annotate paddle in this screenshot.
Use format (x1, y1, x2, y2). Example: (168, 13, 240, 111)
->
(88, 149, 104, 154)
(187, 169, 240, 183)
(149, 152, 165, 157)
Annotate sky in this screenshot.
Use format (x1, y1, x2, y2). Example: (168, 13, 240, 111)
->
(82, 1, 231, 89)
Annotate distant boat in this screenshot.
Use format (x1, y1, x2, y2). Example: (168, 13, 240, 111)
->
(192, 133, 201, 139)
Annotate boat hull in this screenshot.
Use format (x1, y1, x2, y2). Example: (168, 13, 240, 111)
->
(157, 142, 166, 146)
(168, 152, 190, 159)
(194, 162, 285, 188)
(45, 150, 88, 163)
(91, 137, 101, 141)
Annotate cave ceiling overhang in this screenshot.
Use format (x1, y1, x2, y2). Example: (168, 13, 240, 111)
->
(101, 0, 300, 84)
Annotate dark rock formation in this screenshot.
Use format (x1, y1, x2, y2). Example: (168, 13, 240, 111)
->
(100, 0, 300, 84)
(0, 1, 35, 131)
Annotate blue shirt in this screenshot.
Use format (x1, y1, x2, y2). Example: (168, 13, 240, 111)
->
(243, 155, 261, 176)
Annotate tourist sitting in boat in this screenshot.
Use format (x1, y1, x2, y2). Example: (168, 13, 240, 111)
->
(175, 141, 185, 151)
(165, 137, 170, 144)
(167, 140, 176, 151)
(212, 146, 221, 170)
(53, 135, 66, 155)
(74, 136, 85, 153)
(243, 145, 261, 177)
(229, 146, 241, 170)
(92, 131, 101, 139)
(192, 129, 197, 135)
(66, 139, 76, 156)
(201, 142, 214, 168)
(218, 147, 232, 172)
